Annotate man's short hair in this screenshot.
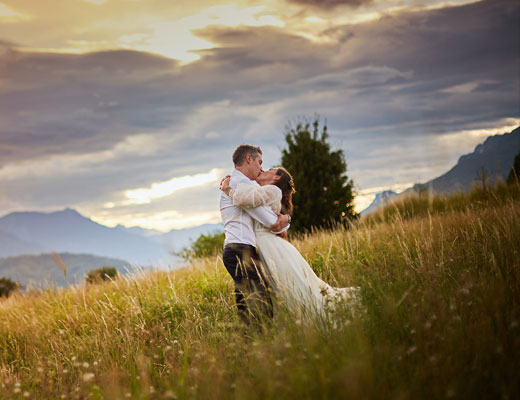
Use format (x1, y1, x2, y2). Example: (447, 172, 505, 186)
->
(232, 144, 262, 166)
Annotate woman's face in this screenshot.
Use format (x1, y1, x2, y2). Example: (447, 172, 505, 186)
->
(256, 168, 279, 186)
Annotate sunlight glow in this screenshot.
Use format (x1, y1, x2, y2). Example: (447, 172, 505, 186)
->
(124, 168, 222, 205)
(0, 2, 30, 22)
(354, 183, 413, 213)
(91, 210, 222, 232)
(119, 4, 284, 63)
(437, 119, 520, 143)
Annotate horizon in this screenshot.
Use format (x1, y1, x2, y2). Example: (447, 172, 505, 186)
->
(0, 207, 224, 234)
(1, 0, 519, 230)
(1, 126, 517, 231)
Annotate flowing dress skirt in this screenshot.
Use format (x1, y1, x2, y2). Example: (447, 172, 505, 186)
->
(255, 230, 358, 321)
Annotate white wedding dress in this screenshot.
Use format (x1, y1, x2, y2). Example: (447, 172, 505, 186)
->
(230, 183, 360, 321)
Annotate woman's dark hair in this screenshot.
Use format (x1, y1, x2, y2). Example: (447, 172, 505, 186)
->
(274, 167, 296, 215)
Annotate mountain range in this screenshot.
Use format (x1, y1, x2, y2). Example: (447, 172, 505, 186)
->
(0, 208, 222, 266)
(0, 209, 223, 287)
(362, 127, 520, 214)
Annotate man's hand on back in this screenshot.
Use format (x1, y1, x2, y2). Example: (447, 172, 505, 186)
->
(270, 213, 290, 232)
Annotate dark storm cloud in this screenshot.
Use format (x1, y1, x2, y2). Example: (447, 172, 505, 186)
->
(287, 0, 372, 9)
(1, 0, 516, 165)
(191, 0, 518, 139)
(0, 47, 183, 165)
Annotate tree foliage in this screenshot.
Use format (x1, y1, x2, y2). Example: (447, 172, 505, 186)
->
(0, 277, 20, 298)
(281, 118, 357, 233)
(86, 266, 119, 284)
(507, 152, 520, 185)
(178, 232, 225, 260)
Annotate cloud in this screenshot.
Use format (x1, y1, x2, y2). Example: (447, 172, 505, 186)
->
(286, 0, 373, 10)
(122, 168, 223, 205)
(0, 0, 518, 225)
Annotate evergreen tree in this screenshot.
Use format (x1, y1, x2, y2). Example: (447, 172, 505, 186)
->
(281, 118, 357, 233)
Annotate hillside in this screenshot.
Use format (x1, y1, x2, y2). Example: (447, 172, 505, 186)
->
(410, 127, 519, 194)
(0, 230, 44, 258)
(0, 184, 518, 399)
(0, 253, 131, 288)
(363, 127, 520, 214)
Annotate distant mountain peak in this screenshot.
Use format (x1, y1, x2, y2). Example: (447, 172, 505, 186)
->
(361, 190, 398, 215)
(63, 207, 81, 215)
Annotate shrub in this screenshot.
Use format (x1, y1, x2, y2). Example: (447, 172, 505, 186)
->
(178, 231, 225, 260)
(0, 277, 21, 298)
(86, 266, 119, 284)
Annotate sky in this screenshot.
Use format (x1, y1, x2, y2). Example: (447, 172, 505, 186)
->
(0, 0, 519, 231)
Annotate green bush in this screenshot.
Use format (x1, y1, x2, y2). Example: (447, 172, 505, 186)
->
(86, 266, 119, 284)
(178, 231, 225, 260)
(0, 277, 20, 298)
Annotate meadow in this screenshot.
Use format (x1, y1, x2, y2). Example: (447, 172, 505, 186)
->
(0, 184, 519, 399)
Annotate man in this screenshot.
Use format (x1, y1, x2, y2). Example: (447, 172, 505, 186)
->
(219, 144, 290, 327)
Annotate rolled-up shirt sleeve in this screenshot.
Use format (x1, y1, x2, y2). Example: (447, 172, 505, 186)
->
(244, 206, 290, 233)
(233, 175, 290, 233)
(243, 205, 278, 227)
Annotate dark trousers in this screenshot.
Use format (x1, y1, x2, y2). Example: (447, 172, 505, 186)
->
(222, 243, 274, 326)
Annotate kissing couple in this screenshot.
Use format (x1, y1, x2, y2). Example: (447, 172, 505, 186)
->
(219, 144, 360, 328)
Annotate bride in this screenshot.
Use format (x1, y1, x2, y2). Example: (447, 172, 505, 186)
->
(220, 167, 360, 322)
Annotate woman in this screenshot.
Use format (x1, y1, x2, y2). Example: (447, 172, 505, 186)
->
(220, 167, 360, 322)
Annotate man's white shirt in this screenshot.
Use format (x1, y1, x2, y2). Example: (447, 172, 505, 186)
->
(220, 170, 288, 247)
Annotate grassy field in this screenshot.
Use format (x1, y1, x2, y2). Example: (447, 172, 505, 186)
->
(0, 184, 519, 399)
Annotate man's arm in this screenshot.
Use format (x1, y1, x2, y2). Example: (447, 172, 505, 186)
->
(228, 173, 290, 232)
(243, 206, 290, 233)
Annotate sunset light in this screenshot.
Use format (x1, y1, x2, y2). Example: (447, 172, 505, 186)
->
(124, 168, 222, 205)
(0, 1, 518, 394)
(0, 0, 517, 233)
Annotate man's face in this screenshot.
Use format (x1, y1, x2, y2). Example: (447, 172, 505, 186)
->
(248, 153, 263, 179)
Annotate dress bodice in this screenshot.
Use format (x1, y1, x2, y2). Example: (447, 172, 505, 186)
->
(254, 199, 281, 234)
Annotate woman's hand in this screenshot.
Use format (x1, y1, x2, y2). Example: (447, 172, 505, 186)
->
(220, 175, 231, 195)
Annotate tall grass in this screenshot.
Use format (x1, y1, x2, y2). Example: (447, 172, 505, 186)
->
(0, 185, 519, 399)
(364, 182, 520, 224)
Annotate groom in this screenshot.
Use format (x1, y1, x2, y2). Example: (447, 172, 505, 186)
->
(219, 144, 290, 327)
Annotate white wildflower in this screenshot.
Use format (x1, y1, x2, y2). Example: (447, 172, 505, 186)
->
(82, 373, 95, 383)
